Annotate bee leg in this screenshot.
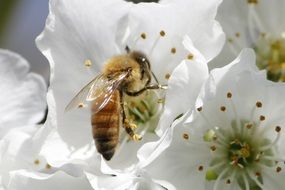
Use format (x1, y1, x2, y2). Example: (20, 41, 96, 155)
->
(125, 84, 168, 97)
(120, 92, 142, 141)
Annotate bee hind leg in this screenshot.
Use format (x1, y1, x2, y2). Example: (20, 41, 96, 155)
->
(120, 92, 142, 141)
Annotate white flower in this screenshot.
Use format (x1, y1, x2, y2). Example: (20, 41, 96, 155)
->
(142, 49, 285, 190)
(85, 159, 173, 190)
(0, 91, 95, 190)
(214, 0, 285, 82)
(36, 0, 224, 170)
(0, 49, 46, 137)
(0, 48, 47, 189)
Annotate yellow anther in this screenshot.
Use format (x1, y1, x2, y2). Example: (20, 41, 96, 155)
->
(141, 33, 147, 39)
(84, 59, 92, 67)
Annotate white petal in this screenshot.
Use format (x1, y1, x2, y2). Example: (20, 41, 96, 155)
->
(252, 0, 285, 35)
(156, 38, 209, 135)
(36, 0, 132, 149)
(8, 170, 93, 190)
(262, 167, 285, 190)
(105, 132, 158, 170)
(0, 49, 46, 136)
(143, 119, 210, 190)
(127, 0, 224, 81)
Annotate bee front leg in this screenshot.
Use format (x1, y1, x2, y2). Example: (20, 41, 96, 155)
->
(120, 92, 142, 141)
(125, 84, 167, 97)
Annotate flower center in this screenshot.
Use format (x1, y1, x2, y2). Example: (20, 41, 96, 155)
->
(254, 33, 285, 82)
(125, 90, 163, 134)
(228, 138, 253, 168)
(204, 120, 280, 190)
(195, 93, 284, 190)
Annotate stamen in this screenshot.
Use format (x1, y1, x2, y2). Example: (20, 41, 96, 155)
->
(259, 127, 281, 151)
(140, 33, 147, 39)
(131, 32, 148, 50)
(187, 53, 194, 60)
(209, 161, 227, 170)
(34, 159, 40, 165)
(256, 101, 262, 108)
(78, 103, 86, 108)
(171, 47, 176, 54)
(226, 92, 242, 133)
(248, 5, 265, 36)
(247, 170, 265, 189)
(247, 0, 258, 4)
(276, 166, 282, 173)
(227, 92, 232, 98)
(160, 30, 166, 37)
(183, 133, 189, 140)
(84, 59, 92, 67)
(210, 145, 217, 151)
(197, 107, 203, 112)
(157, 98, 165, 104)
(259, 115, 266, 121)
(220, 106, 226, 112)
(261, 156, 285, 163)
(198, 165, 204, 171)
(235, 32, 241, 38)
(213, 168, 229, 190)
(148, 30, 166, 57)
(242, 173, 250, 190)
(165, 73, 171, 80)
(46, 164, 52, 169)
(227, 38, 239, 55)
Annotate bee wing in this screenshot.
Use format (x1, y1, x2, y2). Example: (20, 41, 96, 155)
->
(65, 71, 128, 112)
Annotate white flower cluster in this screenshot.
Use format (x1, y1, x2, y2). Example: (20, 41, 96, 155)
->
(1, 0, 285, 189)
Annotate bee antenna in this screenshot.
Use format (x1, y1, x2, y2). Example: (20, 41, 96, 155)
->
(125, 45, 130, 53)
(151, 71, 159, 85)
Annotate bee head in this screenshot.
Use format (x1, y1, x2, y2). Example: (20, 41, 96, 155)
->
(128, 51, 151, 81)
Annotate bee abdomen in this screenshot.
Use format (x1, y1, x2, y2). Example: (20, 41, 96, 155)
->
(91, 91, 120, 161)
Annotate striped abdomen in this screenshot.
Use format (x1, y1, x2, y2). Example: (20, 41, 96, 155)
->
(91, 90, 120, 160)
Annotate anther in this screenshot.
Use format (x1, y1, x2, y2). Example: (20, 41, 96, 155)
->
(220, 106, 226, 112)
(260, 32, 266, 38)
(197, 107, 203, 112)
(165, 73, 171, 80)
(255, 172, 261, 177)
(259, 115, 265, 121)
(157, 98, 165, 104)
(245, 123, 253, 129)
(78, 103, 86, 108)
(227, 92, 232, 98)
(46, 164, 51, 169)
(141, 33, 147, 39)
(275, 126, 281, 132)
(276, 167, 282, 173)
(248, 0, 258, 4)
(183, 133, 189, 140)
(210, 145, 217, 151)
(235, 33, 240, 38)
(226, 179, 231, 184)
(256, 101, 262, 108)
(171, 47, 176, 54)
(187, 54, 194, 60)
(84, 59, 92, 67)
(198, 165, 204, 171)
(34, 159, 40, 165)
(160, 30, 166, 37)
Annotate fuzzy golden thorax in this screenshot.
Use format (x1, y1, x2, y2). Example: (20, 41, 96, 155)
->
(102, 54, 150, 93)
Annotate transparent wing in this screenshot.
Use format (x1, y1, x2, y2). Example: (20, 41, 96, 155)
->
(65, 71, 128, 113)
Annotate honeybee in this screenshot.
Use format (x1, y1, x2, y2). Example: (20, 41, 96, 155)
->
(65, 48, 166, 160)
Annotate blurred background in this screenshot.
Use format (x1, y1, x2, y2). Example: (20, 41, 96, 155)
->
(0, 0, 49, 82)
(0, 0, 158, 83)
